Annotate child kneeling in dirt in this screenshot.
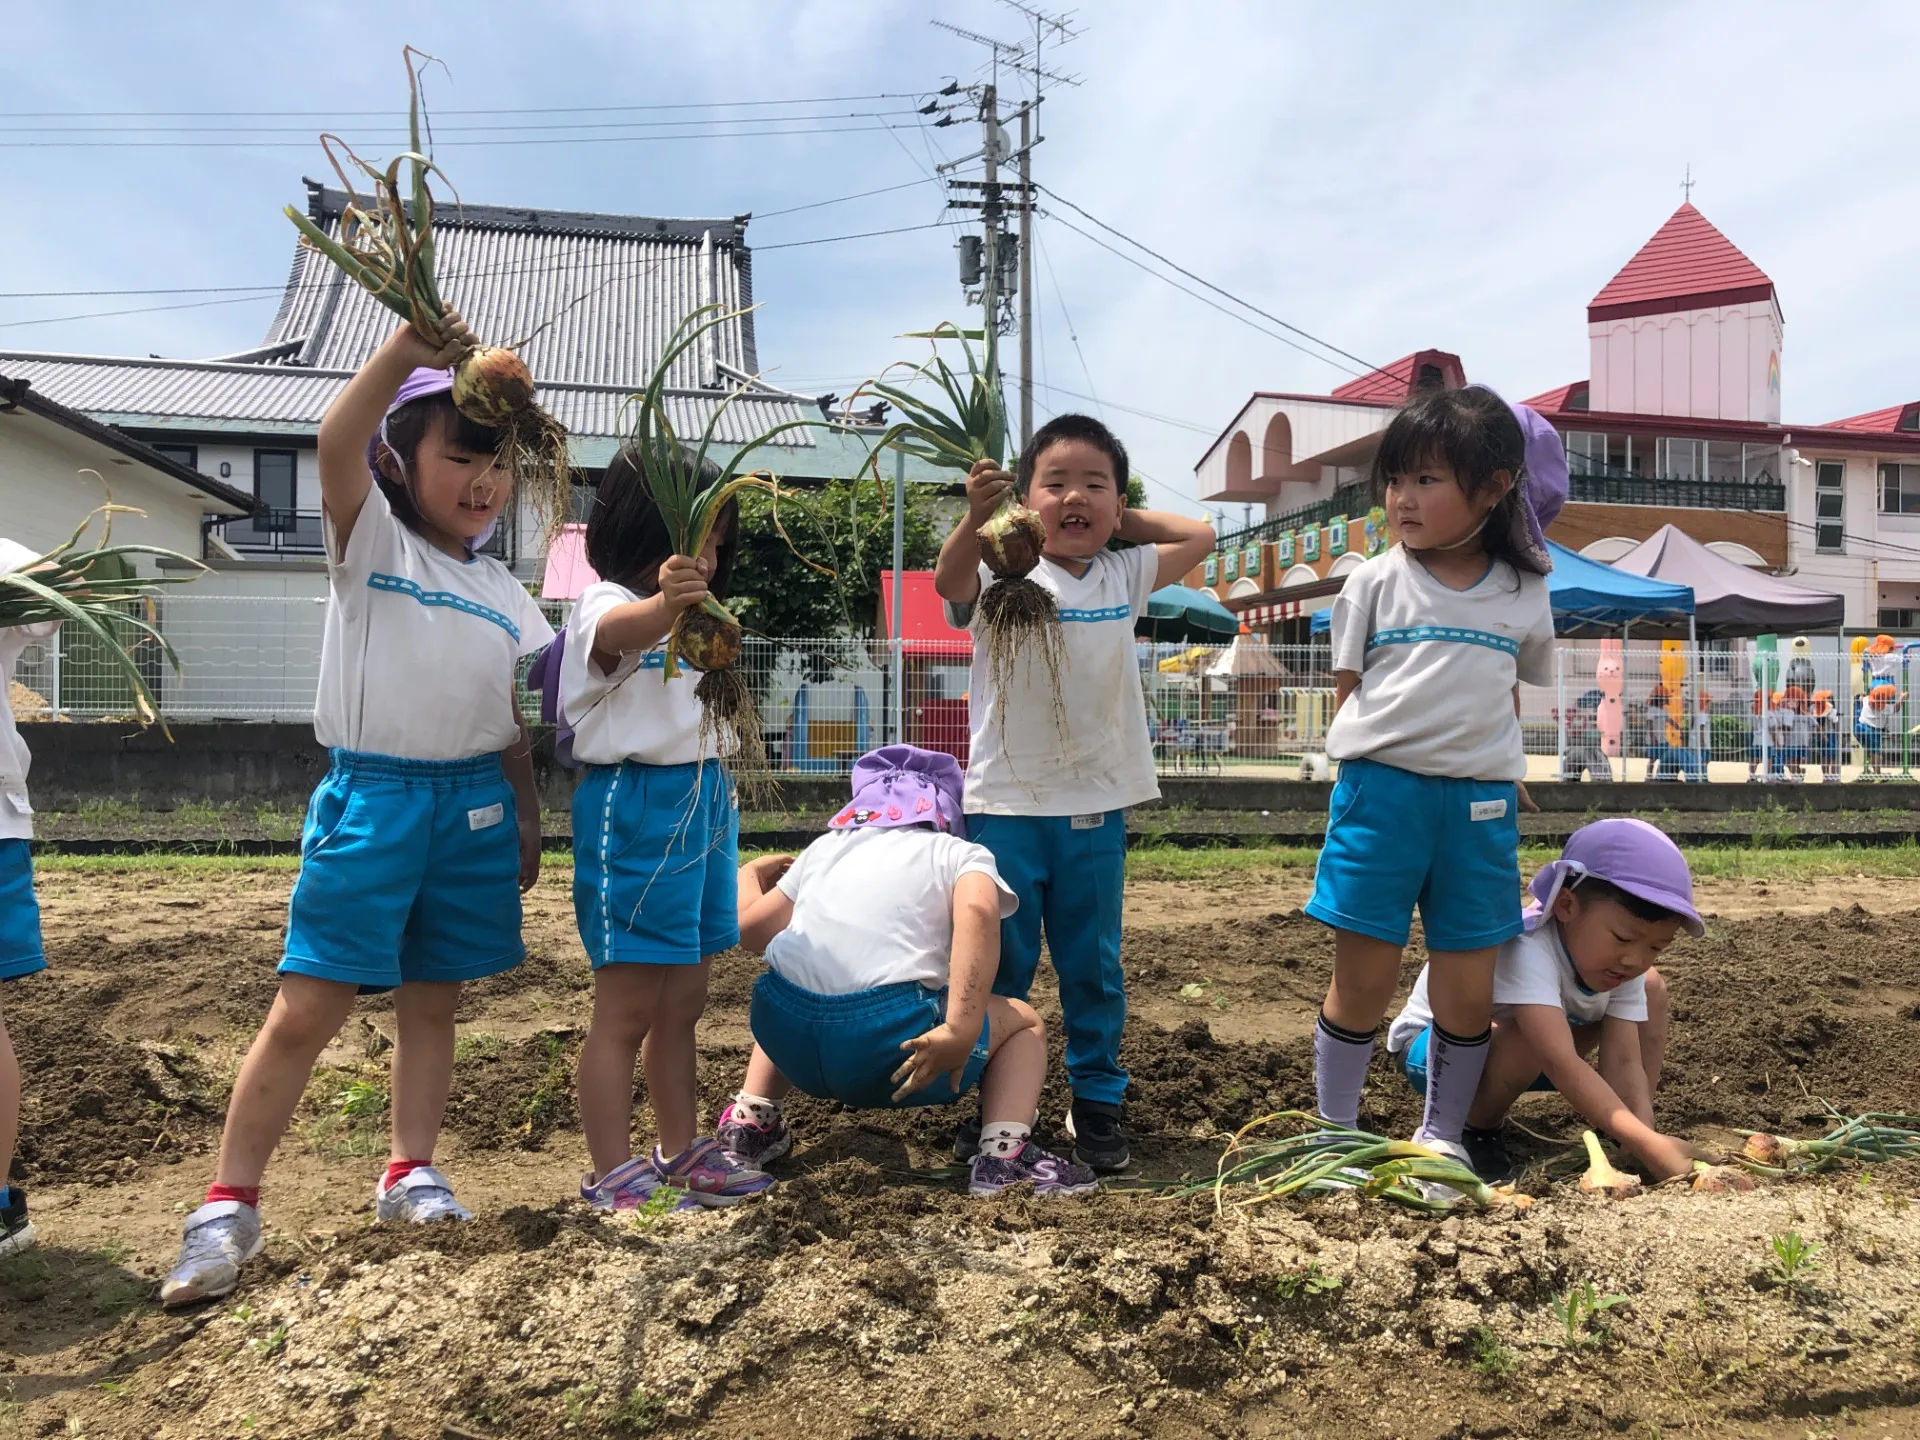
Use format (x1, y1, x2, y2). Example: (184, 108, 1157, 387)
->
(1385, 818, 1707, 1184)
(715, 745, 1097, 1197)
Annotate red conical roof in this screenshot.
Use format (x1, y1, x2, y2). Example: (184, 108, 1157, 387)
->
(1588, 204, 1773, 322)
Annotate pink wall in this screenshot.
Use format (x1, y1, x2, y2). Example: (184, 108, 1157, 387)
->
(1588, 298, 1783, 422)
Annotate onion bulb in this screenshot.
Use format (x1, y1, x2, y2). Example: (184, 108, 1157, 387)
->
(452, 345, 536, 426)
(978, 503, 1046, 580)
(1577, 1131, 1643, 1200)
(676, 605, 744, 674)
(1689, 1162, 1756, 1194)
(1741, 1133, 1793, 1167)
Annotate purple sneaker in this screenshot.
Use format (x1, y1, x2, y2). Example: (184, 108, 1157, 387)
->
(580, 1156, 698, 1213)
(715, 1103, 793, 1168)
(968, 1141, 1100, 1198)
(651, 1137, 775, 1208)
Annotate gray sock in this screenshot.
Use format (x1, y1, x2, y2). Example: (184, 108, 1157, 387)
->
(1314, 1011, 1376, 1129)
(1415, 1024, 1492, 1147)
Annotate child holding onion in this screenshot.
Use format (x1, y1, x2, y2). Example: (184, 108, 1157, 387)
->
(1386, 819, 1706, 1183)
(162, 314, 553, 1307)
(1306, 387, 1564, 1176)
(717, 744, 1097, 1197)
(934, 414, 1215, 1171)
(557, 443, 773, 1210)
(0, 565, 56, 1257)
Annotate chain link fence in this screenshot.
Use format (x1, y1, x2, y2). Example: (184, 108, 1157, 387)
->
(10, 597, 1916, 782)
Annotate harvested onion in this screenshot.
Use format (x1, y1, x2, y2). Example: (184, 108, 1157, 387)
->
(1577, 1131, 1643, 1200)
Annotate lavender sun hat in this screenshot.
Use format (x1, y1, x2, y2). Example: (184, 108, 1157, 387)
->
(1507, 399, 1569, 574)
(829, 745, 966, 836)
(364, 365, 500, 553)
(1525, 817, 1705, 937)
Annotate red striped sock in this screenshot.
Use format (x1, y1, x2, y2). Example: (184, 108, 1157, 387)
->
(205, 1184, 260, 1209)
(382, 1159, 426, 1191)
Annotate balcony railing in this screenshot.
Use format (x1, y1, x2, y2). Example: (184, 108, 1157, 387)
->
(1216, 480, 1379, 550)
(207, 508, 513, 562)
(1567, 465, 1784, 512)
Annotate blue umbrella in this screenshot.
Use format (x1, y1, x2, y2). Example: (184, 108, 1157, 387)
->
(1137, 584, 1240, 643)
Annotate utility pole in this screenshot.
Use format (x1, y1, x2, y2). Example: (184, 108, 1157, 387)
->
(1017, 100, 1034, 448)
(981, 82, 1001, 399)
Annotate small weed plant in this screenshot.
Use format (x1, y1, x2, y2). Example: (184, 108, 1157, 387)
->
(628, 1186, 684, 1234)
(250, 1325, 288, 1359)
(1266, 1264, 1342, 1302)
(1768, 1231, 1822, 1299)
(1466, 1324, 1513, 1378)
(453, 1032, 503, 1064)
(337, 1079, 389, 1120)
(1552, 1280, 1626, 1349)
(613, 1388, 667, 1435)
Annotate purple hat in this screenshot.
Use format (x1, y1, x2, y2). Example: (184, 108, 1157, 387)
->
(1507, 400, 1568, 574)
(365, 366, 500, 553)
(1525, 818, 1704, 938)
(829, 744, 966, 836)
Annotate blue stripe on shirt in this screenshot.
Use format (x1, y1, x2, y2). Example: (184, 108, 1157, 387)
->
(368, 572, 520, 643)
(1367, 624, 1519, 657)
(1058, 603, 1132, 623)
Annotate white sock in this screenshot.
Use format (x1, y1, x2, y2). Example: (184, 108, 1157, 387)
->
(733, 1091, 781, 1126)
(979, 1121, 1030, 1159)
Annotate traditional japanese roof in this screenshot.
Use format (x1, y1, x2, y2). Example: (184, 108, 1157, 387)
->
(1588, 204, 1775, 323)
(265, 183, 758, 387)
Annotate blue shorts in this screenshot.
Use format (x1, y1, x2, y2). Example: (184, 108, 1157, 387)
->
(282, 750, 524, 992)
(1399, 1025, 1552, 1097)
(0, 838, 45, 981)
(1306, 757, 1522, 951)
(749, 967, 991, 1109)
(1855, 724, 1887, 755)
(573, 760, 738, 967)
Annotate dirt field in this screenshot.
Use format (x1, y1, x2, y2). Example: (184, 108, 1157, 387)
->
(5, 858, 1920, 1440)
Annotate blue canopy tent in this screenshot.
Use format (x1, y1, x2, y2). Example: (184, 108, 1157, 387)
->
(1310, 542, 1695, 638)
(1137, 584, 1241, 643)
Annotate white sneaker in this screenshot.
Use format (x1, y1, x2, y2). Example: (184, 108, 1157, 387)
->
(160, 1201, 264, 1308)
(375, 1166, 473, 1224)
(1408, 1134, 1475, 1205)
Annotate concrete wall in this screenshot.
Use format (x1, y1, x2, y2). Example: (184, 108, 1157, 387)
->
(1195, 396, 1392, 507)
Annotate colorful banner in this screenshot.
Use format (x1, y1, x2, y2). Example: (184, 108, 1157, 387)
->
(1363, 506, 1388, 556)
(1301, 527, 1321, 563)
(1203, 554, 1219, 585)
(1328, 517, 1348, 557)
(1223, 549, 1239, 582)
(1243, 545, 1262, 579)
(1276, 532, 1294, 567)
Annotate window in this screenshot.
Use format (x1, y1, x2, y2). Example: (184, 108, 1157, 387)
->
(1564, 432, 1604, 473)
(1657, 437, 1705, 481)
(1879, 609, 1919, 630)
(254, 449, 298, 525)
(1879, 462, 1920, 515)
(1815, 461, 1845, 552)
(151, 443, 197, 472)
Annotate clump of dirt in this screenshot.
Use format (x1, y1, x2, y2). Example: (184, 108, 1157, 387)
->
(9, 975, 220, 1184)
(443, 1030, 585, 1151)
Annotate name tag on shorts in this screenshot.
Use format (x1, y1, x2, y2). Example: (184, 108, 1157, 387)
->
(467, 803, 505, 831)
(1469, 799, 1508, 822)
(1070, 813, 1105, 830)
(3, 790, 31, 816)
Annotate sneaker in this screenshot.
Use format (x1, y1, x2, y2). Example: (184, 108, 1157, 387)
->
(952, 1112, 984, 1162)
(1408, 1134, 1476, 1205)
(1064, 1099, 1131, 1172)
(1461, 1125, 1516, 1184)
(374, 1166, 472, 1224)
(715, 1103, 792, 1169)
(160, 1201, 264, 1308)
(650, 1138, 774, 1208)
(969, 1141, 1099, 1197)
(0, 1187, 35, 1258)
(580, 1156, 697, 1213)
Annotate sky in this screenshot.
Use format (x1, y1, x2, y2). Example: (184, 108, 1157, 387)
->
(3, 0, 1917, 521)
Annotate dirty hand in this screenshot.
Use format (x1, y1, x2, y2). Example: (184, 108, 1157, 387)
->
(1639, 1132, 1697, 1183)
(964, 456, 1014, 525)
(659, 554, 712, 615)
(518, 811, 541, 892)
(891, 1021, 974, 1101)
(400, 307, 476, 370)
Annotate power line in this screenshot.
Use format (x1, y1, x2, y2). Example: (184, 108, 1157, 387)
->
(753, 177, 939, 219)
(1041, 186, 1387, 380)
(1044, 211, 1371, 378)
(0, 92, 926, 119)
(756, 221, 951, 252)
(0, 122, 912, 150)
(3, 108, 925, 136)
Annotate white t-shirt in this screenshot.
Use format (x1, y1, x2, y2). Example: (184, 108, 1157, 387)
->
(315, 485, 553, 760)
(1858, 695, 1893, 731)
(0, 539, 57, 842)
(1387, 917, 1651, 1056)
(561, 581, 711, 767)
(946, 545, 1160, 816)
(1325, 545, 1555, 782)
(765, 825, 1018, 995)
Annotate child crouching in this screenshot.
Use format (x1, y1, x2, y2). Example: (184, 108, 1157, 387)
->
(718, 745, 1096, 1197)
(1386, 818, 1705, 1183)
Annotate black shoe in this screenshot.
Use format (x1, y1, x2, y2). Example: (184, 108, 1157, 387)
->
(1065, 1099, 1131, 1172)
(0, 1186, 35, 1258)
(1461, 1125, 1514, 1184)
(952, 1113, 983, 1162)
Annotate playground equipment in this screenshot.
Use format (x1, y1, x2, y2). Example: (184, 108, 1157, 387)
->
(1596, 641, 1624, 756)
(783, 682, 871, 773)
